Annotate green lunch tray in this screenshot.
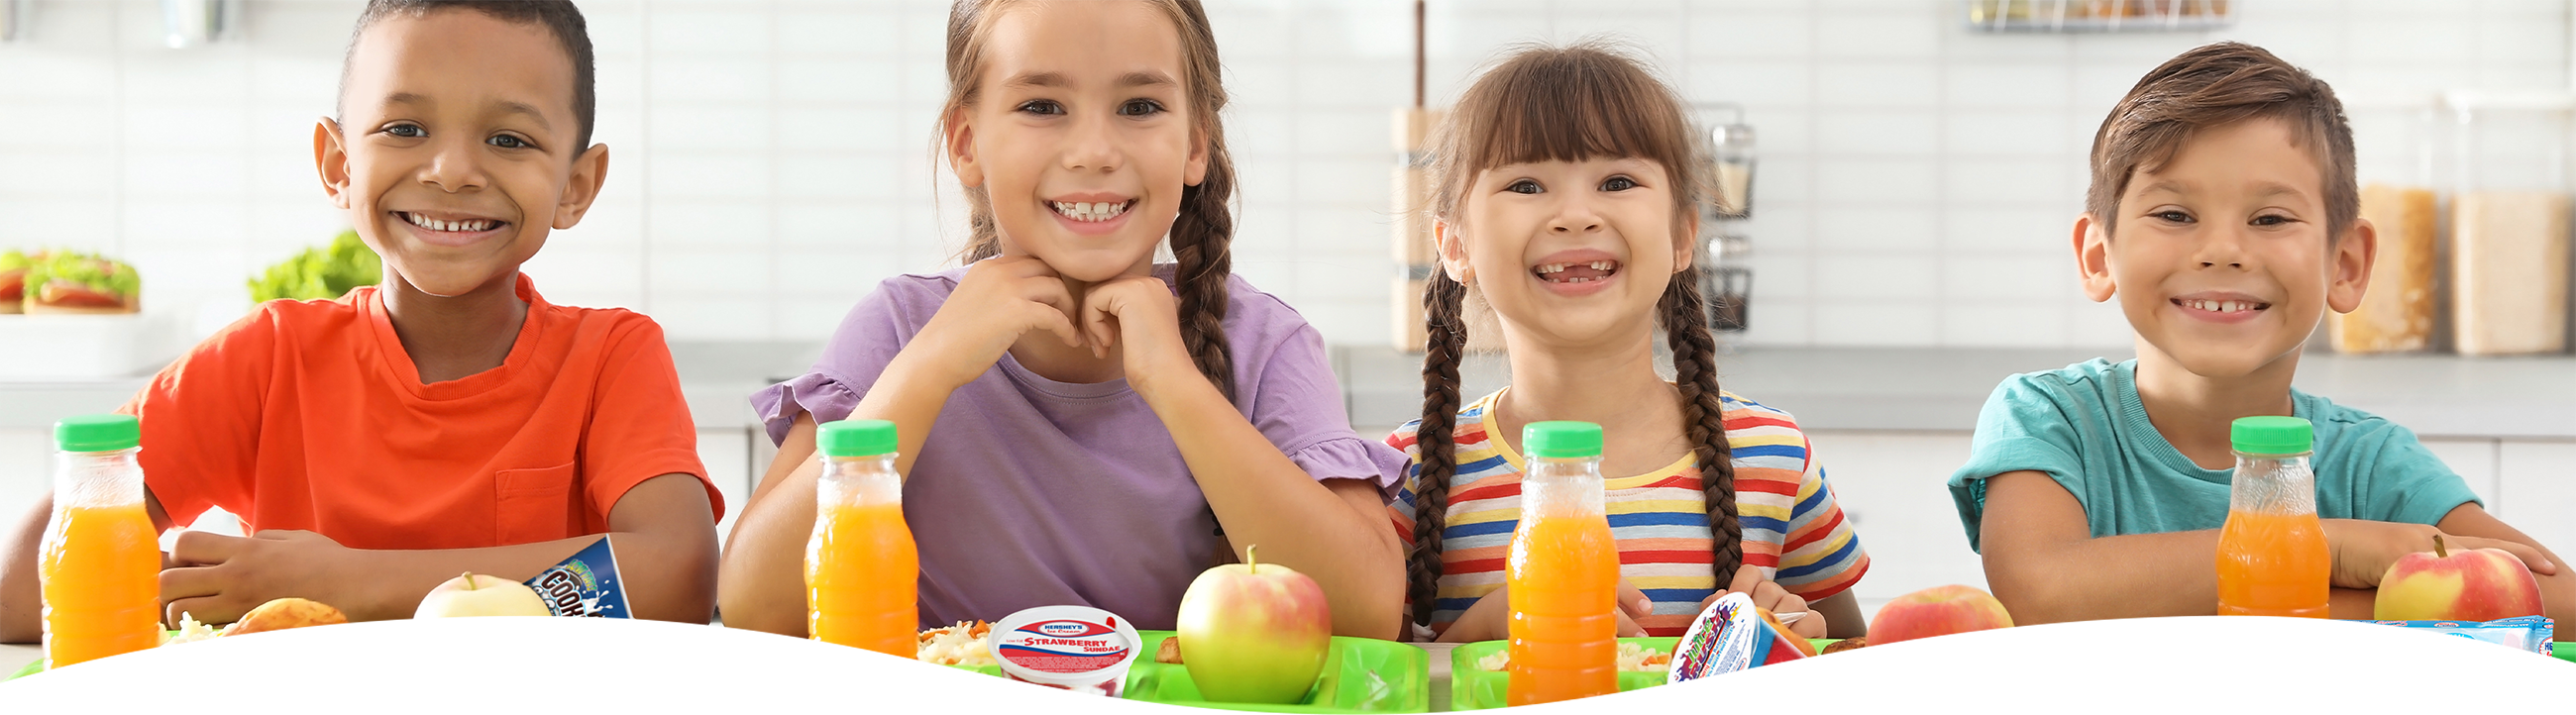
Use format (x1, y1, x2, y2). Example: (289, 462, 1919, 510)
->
(1446, 637, 1838, 711)
(1, 658, 35, 715)
(949, 629, 1431, 713)
(3, 630, 180, 682)
(2557, 642, 2574, 664)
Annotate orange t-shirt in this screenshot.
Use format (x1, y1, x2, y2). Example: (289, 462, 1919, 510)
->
(123, 273, 721, 550)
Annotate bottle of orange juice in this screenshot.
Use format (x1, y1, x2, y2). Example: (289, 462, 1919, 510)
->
(2215, 416, 2330, 618)
(805, 419, 917, 657)
(41, 414, 162, 668)
(1506, 421, 1619, 706)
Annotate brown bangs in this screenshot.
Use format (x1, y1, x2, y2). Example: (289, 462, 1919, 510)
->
(1427, 41, 1705, 228)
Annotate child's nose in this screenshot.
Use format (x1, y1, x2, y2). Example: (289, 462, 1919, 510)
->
(1060, 115, 1122, 172)
(420, 139, 488, 192)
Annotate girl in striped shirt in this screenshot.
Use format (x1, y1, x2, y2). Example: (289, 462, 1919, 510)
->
(1388, 43, 1870, 642)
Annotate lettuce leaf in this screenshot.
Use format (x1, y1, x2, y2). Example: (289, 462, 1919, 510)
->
(0, 250, 28, 273)
(248, 230, 381, 302)
(25, 250, 140, 300)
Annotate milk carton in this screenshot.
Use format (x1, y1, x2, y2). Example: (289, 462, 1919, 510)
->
(517, 540, 628, 709)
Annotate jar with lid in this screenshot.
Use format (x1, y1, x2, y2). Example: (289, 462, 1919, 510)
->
(2446, 91, 2573, 356)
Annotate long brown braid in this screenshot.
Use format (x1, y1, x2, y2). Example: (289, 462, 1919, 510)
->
(941, 0, 1238, 401)
(1404, 41, 1741, 629)
(1406, 270, 1470, 628)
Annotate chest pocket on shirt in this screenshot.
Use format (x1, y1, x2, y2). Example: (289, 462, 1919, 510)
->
(494, 462, 578, 545)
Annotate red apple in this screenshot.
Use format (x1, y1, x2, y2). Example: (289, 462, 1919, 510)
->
(1875, 583, 2008, 709)
(1175, 546, 1333, 704)
(2375, 535, 2545, 622)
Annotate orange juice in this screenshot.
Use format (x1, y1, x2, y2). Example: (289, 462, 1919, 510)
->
(1506, 420, 1619, 706)
(41, 503, 162, 667)
(2216, 416, 2329, 619)
(43, 414, 161, 669)
(805, 419, 917, 658)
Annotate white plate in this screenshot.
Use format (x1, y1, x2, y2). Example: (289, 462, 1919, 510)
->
(0, 311, 179, 380)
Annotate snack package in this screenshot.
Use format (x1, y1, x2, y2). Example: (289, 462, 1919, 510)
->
(1667, 591, 1811, 684)
(2338, 617, 2555, 709)
(525, 540, 636, 709)
(989, 605, 1141, 696)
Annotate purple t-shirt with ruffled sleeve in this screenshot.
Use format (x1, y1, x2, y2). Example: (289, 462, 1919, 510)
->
(752, 263, 1406, 630)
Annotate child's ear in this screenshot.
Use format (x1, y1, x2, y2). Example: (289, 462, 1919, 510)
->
(314, 117, 353, 210)
(1182, 125, 1210, 187)
(2326, 216, 2379, 314)
(2074, 213, 2115, 302)
(1672, 206, 1700, 274)
(1434, 218, 1475, 283)
(944, 106, 984, 188)
(551, 144, 611, 231)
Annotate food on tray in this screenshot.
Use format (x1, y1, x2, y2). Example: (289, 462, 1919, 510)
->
(1875, 586, 2008, 715)
(409, 573, 546, 715)
(1820, 636, 1867, 654)
(0, 250, 31, 314)
(1478, 641, 1670, 672)
(1175, 546, 1332, 704)
(163, 614, 226, 715)
(24, 251, 140, 314)
(1155, 636, 1184, 664)
(226, 596, 348, 715)
(990, 605, 1141, 697)
(1668, 592, 1809, 683)
(917, 620, 995, 666)
(249, 230, 380, 303)
(527, 538, 631, 618)
(2376, 534, 2546, 622)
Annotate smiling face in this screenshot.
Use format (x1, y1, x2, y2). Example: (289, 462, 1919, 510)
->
(1442, 157, 1693, 350)
(2078, 118, 2374, 377)
(318, 9, 605, 297)
(945, 0, 1208, 283)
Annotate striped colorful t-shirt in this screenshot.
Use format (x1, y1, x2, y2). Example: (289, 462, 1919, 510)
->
(1385, 389, 1869, 638)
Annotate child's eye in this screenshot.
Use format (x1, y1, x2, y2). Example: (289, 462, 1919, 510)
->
(1506, 179, 1542, 194)
(382, 124, 425, 139)
(1018, 100, 1064, 116)
(1601, 176, 1638, 191)
(2251, 214, 2294, 227)
(1120, 99, 1165, 117)
(486, 135, 531, 150)
(2154, 210, 2193, 224)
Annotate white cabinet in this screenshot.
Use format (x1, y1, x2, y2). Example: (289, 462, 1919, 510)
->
(2497, 441, 2576, 556)
(1803, 431, 1989, 602)
(2419, 438, 2501, 508)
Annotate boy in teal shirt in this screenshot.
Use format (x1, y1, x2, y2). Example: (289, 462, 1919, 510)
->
(1948, 42, 2574, 628)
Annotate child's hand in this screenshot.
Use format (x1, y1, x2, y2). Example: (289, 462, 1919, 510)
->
(912, 255, 1086, 389)
(159, 530, 364, 627)
(1708, 568, 1826, 639)
(1078, 275, 1194, 392)
(1437, 580, 1655, 643)
(2321, 519, 2558, 589)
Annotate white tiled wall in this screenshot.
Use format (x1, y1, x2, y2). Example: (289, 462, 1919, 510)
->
(0, 0, 2565, 348)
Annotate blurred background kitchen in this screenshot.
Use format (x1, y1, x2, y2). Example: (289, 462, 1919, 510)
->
(5, 0, 2576, 618)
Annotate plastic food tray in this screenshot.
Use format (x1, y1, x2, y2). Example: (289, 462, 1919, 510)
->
(1446, 637, 1839, 710)
(948, 629, 1430, 712)
(3, 630, 180, 682)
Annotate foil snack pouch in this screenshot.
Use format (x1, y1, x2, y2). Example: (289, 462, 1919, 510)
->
(526, 537, 631, 618)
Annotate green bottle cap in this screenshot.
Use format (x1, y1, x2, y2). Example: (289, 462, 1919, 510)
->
(2231, 416, 2312, 456)
(55, 414, 140, 453)
(816, 419, 898, 458)
(1523, 421, 1603, 459)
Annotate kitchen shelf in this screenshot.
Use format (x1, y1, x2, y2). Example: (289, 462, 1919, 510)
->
(1965, 0, 2236, 34)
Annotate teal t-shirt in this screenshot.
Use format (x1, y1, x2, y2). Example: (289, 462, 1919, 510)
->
(1947, 358, 2479, 553)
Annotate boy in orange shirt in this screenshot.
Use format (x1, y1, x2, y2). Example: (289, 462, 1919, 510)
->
(0, 0, 721, 639)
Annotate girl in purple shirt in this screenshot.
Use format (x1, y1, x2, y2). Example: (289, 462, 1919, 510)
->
(717, 0, 1407, 639)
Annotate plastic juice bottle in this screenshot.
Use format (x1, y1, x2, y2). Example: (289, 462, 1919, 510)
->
(2215, 416, 2331, 618)
(1506, 421, 1620, 706)
(805, 419, 918, 657)
(40, 414, 162, 668)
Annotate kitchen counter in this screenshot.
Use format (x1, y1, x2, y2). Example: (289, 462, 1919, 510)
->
(6, 343, 2576, 440)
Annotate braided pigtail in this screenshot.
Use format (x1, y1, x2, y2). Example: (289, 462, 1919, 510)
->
(1169, 143, 1238, 402)
(1661, 266, 1743, 587)
(1406, 270, 1470, 629)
